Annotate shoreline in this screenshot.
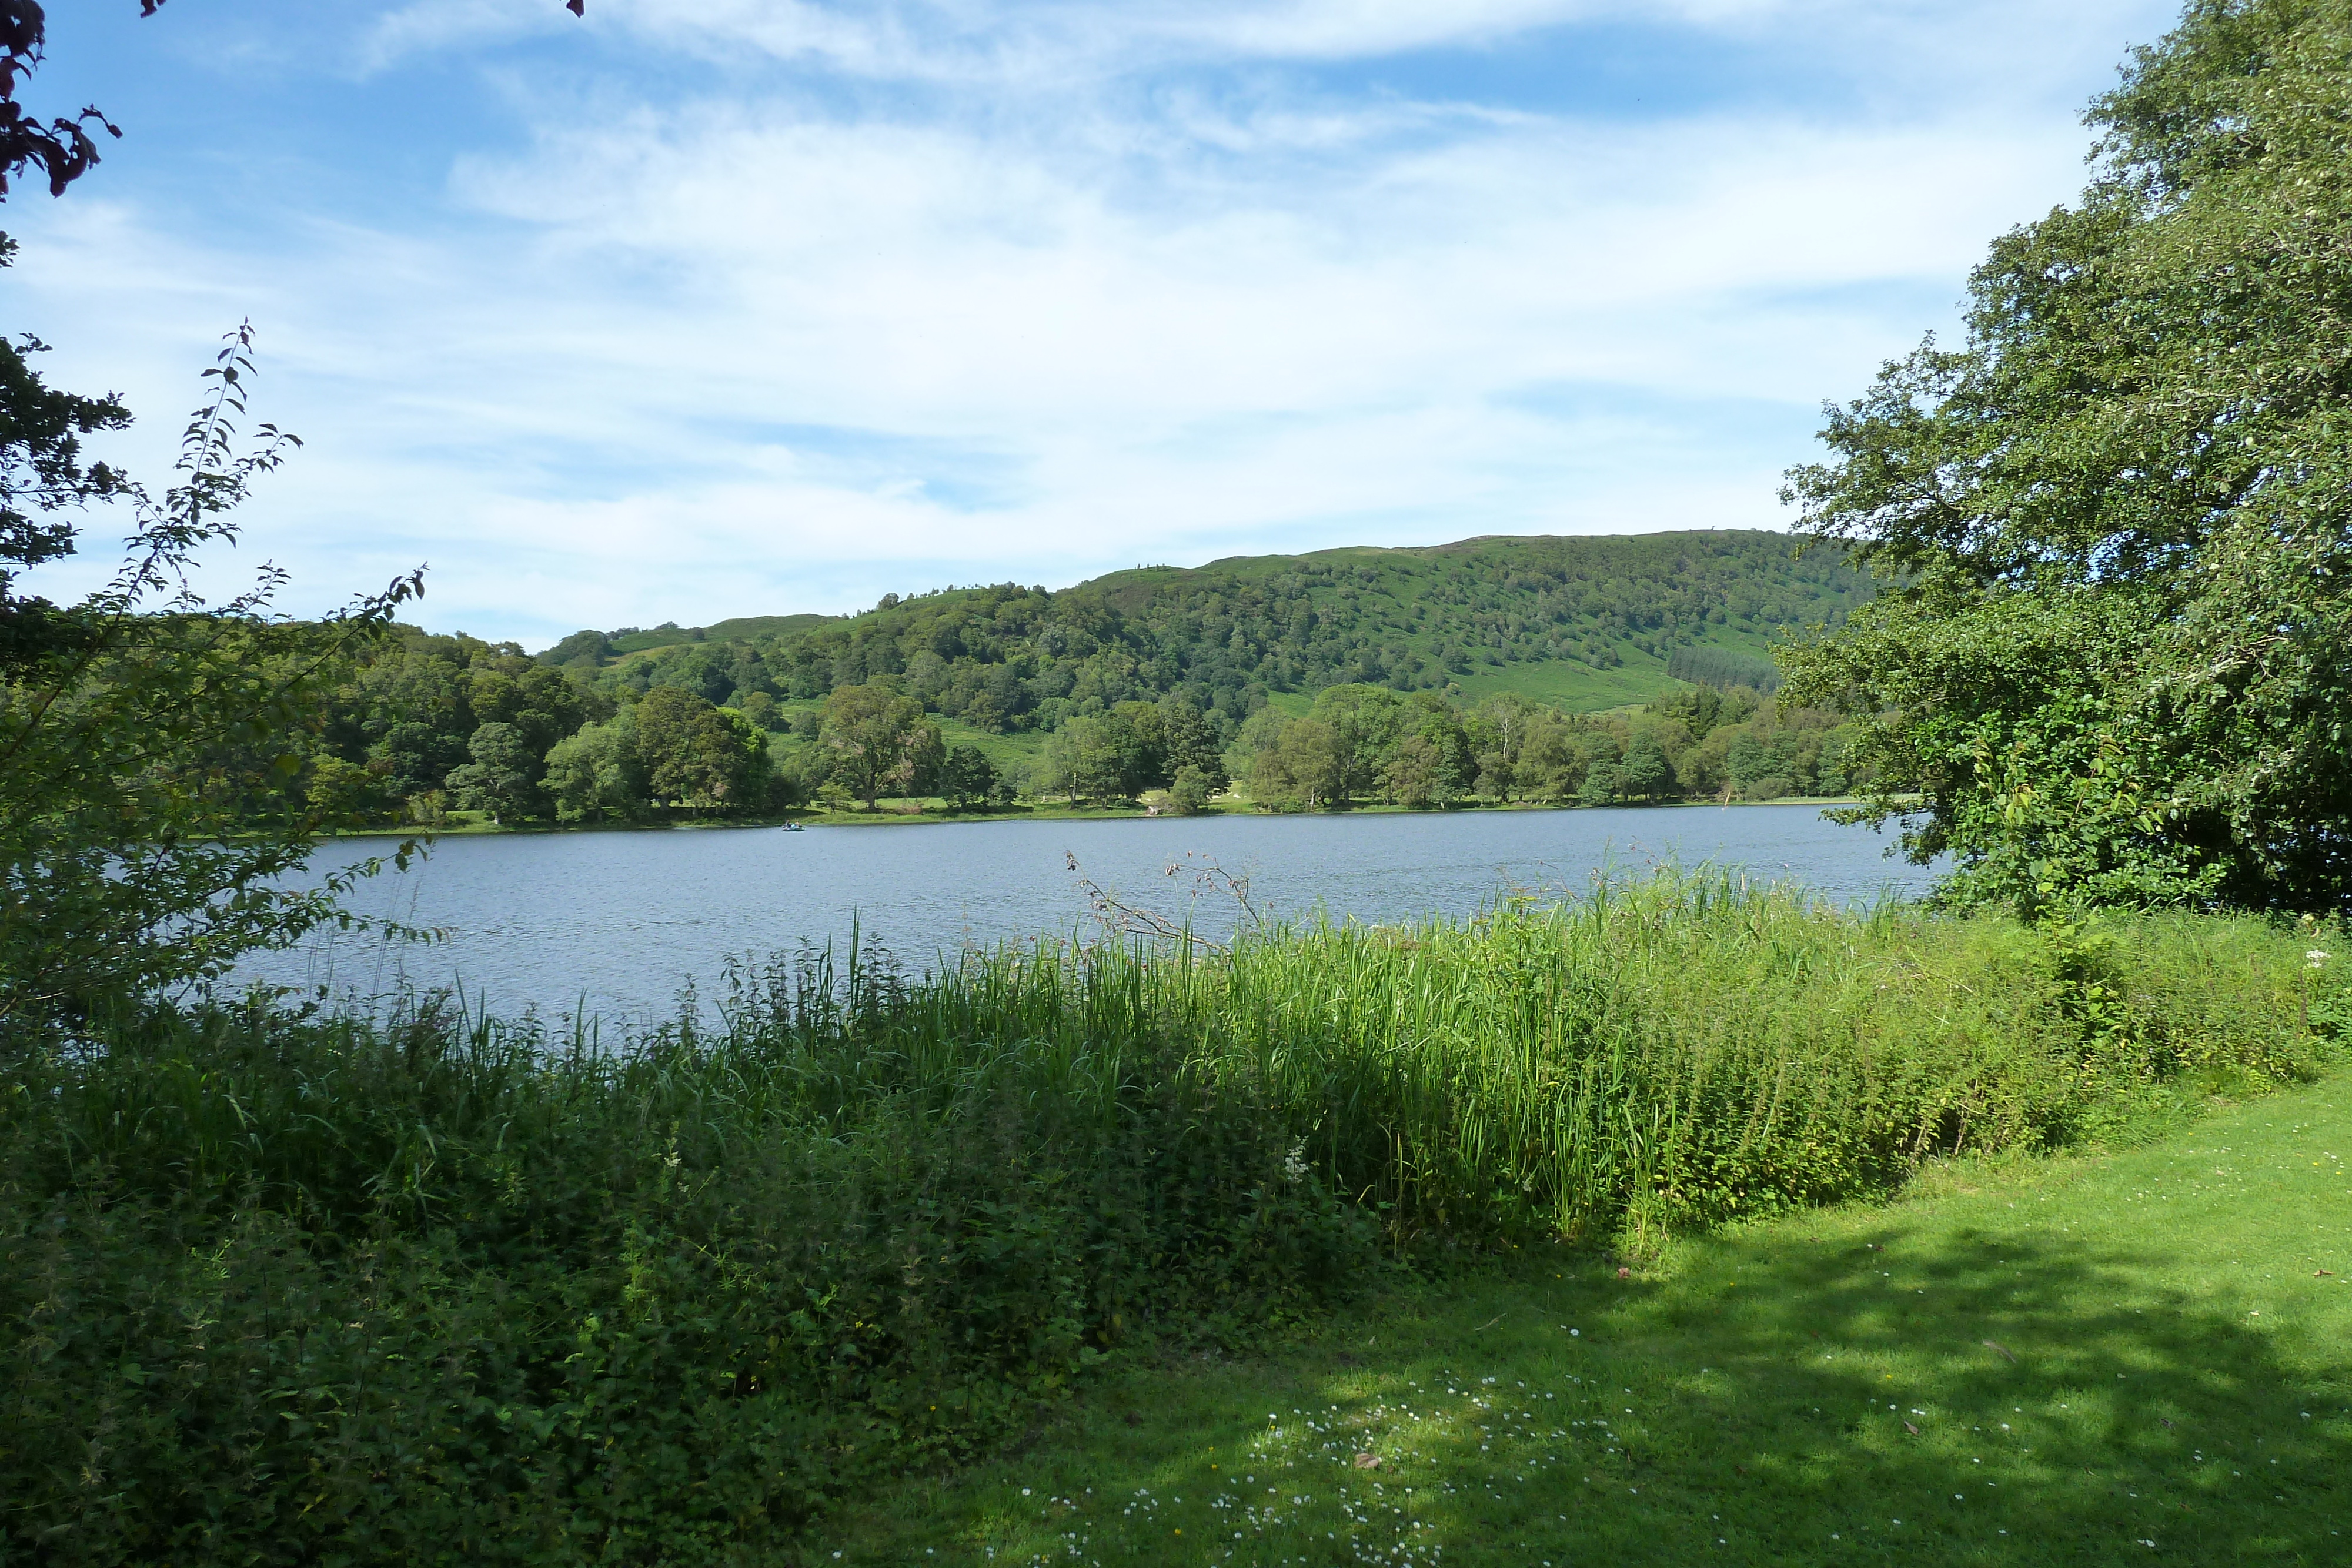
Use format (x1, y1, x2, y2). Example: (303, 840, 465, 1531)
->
(322, 795, 1881, 840)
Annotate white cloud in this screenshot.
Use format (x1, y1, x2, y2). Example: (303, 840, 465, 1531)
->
(366, 0, 2169, 95)
(14, 0, 2184, 644)
(436, 97, 2057, 416)
(363, 0, 577, 69)
(1144, 0, 1761, 59)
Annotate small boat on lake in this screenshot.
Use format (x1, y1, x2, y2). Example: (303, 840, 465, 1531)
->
(780, 821, 806, 832)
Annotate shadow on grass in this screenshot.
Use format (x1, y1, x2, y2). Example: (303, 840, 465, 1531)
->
(825, 1214, 2352, 1565)
(1594, 1221, 2352, 1562)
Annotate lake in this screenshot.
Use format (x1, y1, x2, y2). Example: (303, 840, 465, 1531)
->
(244, 804, 1935, 1027)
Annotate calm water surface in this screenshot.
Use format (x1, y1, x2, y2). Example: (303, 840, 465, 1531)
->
(246, 806, 1933, 1027)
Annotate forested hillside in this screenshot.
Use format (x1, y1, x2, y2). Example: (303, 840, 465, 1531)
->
(274, 530, 1870, 825)
(553, 529, 1864, 730)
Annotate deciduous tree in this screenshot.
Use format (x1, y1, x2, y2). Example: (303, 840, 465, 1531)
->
(0, 332, 422, 1024)
(636, 686, 770, 814)
(544, 710, 650, 823)
(940, 744, 1000, 810)
(443, 721, 544, 823)
(1782, 0, 2352, 914)
(818, 682, 938, 808)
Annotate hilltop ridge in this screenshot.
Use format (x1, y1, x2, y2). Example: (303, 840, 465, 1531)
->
(538, 529, 1867, 728)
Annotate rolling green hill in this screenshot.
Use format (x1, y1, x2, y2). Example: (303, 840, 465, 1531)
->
(542, 530, 1870, 734)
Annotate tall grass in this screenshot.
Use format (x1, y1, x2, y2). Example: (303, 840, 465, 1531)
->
(1, 870, 2336, 1565)
(717, 868, 2327, 1244)
(1173, 872, 2326, 1243)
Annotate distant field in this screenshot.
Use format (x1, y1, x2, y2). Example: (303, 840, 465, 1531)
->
(1259, 690, 1314, 719)
(1446, 653, 1681, 711)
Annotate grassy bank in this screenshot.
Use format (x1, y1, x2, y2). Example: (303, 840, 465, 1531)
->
(837, 1076, 2352, 1564)
(2, 874, 2340, 1563)
(2, 983, 1371, 1566)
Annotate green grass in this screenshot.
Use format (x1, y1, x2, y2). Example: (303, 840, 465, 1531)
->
(826, 1079, 2352, 1565)
(1442, 624, 1794, 712)
(933, 714, 1050, 772)
(1445, 653, 1687, 711)
(2, 975, 1371, 1564)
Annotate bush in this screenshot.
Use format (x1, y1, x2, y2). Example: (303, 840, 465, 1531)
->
(0, 977, 1372, 1565)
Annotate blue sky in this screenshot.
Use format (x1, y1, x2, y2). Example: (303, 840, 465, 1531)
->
(10, 0, 2183, 650)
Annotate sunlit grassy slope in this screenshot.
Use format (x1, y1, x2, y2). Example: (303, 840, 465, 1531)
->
(824, 1081, 2352, 1566)
(1444, 650, 1686, 710)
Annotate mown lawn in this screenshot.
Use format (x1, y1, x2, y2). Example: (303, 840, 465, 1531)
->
(818, 1081, 2352, 1566)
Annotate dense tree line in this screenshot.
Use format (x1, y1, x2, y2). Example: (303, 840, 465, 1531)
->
(1025, 694, 1233, 809)
(288, 623, 1859, 826)
(292, 629, 783, 827)
(1223, 681, 1858, 813)
(272, 530, 1872, 827)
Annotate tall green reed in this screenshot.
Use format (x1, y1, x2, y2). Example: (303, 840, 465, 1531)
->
(693, 866, 2330, 1249)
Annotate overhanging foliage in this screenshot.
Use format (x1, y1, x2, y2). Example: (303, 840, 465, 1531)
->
(1783, 0, 2352, 915)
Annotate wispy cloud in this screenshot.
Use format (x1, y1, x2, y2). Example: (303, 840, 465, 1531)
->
(13, 0, 2184, 646)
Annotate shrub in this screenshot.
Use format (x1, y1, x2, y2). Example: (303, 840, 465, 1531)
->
(0, 979, 1371, 1564)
